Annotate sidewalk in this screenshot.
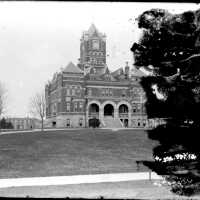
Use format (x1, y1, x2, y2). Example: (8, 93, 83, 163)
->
(0, 171, 198, 199)
(0, 172, 176, 199)
(0, 172, 162, 188)
(0, 180, 197, 199)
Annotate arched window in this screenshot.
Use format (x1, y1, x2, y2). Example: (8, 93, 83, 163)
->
(79, 102, 83, 111)
(88, 89, 92, 96)
(119, 104, 128, 113)
(66, 102, 70, 112)
(74, 102, 78, 112)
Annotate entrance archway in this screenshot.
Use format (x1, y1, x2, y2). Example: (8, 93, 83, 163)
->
(89, 103, 99, 119)
(89, 103, 99, 113)
(104, 104, 114, 116)
(118, 103, 130, 127)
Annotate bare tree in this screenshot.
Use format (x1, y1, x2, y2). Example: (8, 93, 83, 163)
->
(0, 82, 7, 117)
(0, 82, 7, 131)
(30, 92, 46, 131)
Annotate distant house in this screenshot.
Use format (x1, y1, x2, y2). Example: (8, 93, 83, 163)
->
(6, 117, 41, 130)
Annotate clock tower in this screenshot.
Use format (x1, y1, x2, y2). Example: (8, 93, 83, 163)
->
(79, 24, 106, 74)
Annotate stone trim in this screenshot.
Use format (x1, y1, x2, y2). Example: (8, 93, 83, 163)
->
(86, 85, 129, 89)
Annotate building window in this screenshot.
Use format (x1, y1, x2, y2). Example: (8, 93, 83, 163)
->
(88, 89, 92, 96)
(66, 102, 70, 112)
(72, 89, 75, 96)
(105, 89, 109, 96)
(137, 104, 141, 111)
(109, 89, 113, 96)
(80, 102, 83, 111)
(52, 121, 56, 127)
(102, 89, 105, 96)
(74, 102, 78, 112)
(132, 104, 137, 113)
(138, 120, 141, 127)
(52, 103, 57, 115)
(79, 118, 83, 127)
(65, 97, 71, 102)
(66, 119, 70, 127)
(122, 90, 126, 97)
(77, 89, 81, 96)
(66, 88, 70, 96)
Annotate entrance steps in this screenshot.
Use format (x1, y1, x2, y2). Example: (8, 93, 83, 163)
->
(103, 116, 123, 128)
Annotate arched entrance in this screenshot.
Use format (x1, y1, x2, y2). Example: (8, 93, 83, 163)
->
(89, 103, 99, 113)
(119, 104, 129, 128)
(88, 103, 100, 128)
(89, 103, 99, 118)
(104, 104, 114, 117)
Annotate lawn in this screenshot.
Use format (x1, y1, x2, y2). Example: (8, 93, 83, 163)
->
(0, 129, 159, 178)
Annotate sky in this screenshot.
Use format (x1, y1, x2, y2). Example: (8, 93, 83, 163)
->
(0, 2, 199, 118)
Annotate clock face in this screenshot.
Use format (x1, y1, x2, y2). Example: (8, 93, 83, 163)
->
(92, 40, 99, 50)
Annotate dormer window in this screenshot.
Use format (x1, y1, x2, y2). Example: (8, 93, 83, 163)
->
(88, 89, 92, 96)
(122, 90, 126, 97)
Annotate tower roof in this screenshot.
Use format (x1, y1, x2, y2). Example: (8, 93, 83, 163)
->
(88, 24, 98, 35)
(63, 62, 84, 74)
(87, 24, 104, 37)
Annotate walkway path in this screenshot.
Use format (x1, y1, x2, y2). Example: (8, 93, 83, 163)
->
(0, 172, 162, 188)
(0, 127, 151, 135)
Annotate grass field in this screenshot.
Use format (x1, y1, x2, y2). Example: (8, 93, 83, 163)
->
(0, 129, 159, 178)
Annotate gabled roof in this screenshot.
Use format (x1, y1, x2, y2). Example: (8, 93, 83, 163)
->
(104, 67, 110, 74)
(88, 24, 98, 36)
(111, 67, 124, 77)
(131, 66, 146, 77)
(100, 68, 117, 82)
(63, 62, 84, 74)
(87, 24, 103, 37)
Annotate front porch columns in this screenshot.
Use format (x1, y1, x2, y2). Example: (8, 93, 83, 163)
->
(85, 110, 88, 127)
(114, 107, 118, 119)
(128, 112, 131, 127)
(99, 106, 104, 125)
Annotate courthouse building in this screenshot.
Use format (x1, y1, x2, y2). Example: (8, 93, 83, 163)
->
(45, 24, 158, 128)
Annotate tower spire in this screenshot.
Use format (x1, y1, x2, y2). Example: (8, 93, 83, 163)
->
(80, 24, 107, 75)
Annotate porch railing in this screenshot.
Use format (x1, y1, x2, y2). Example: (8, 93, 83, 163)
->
(88, 112, 99, 118)
(119, 113, 129, 118)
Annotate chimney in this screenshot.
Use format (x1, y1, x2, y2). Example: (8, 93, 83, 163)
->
(125, 61, 130, 79)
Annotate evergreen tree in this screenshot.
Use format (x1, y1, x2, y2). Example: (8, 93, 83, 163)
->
(132, 8, 200, 196)
(0, 117, 6, 129)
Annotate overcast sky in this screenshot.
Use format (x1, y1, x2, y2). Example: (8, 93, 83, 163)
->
(0, 2, 199, 118)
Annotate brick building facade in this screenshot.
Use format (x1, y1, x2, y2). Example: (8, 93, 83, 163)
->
(45, 24, 162, 128)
